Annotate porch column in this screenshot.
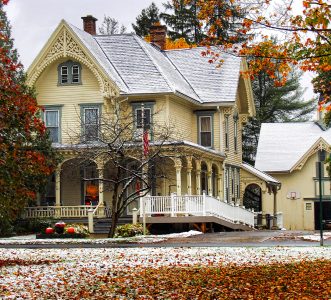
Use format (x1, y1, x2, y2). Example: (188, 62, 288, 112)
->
(196, 160, 201, 195)
(217, 174, 222, 199)
(187, 156, 193, 195)
(272, 185, 278, 229)
(97, 161, 105, 218)
(97, 167, 104, 205)
(174, 159, 182, 196)
(55, 165, 61, 206)
(207, 171, 212, 196)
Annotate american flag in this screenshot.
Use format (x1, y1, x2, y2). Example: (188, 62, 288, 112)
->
(143, 129, 149, 156)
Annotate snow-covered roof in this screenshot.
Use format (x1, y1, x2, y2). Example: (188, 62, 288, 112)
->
(255, 122, 331, 172)
(241, 162, 280, 185)
(68, 22, 242, 104)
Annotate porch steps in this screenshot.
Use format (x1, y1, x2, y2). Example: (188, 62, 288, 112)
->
(59, 217, 133, 234)
(93, 217, 132, 234)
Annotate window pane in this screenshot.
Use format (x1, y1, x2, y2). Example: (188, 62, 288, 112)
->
(85, 125, 98, 141)
(85, 108, 98, 125)
(144, 109, 151, 129)
(72, 65, 80, 83)
(136, 109, 142, 128)
(136, 108, 151, 129)
(84, 108, 99, 141)
(201, 132, 211, 147)
(45, 111, 58, 127)
(61, 66, 68, 84)
(200, 117, 211, 132)
(47, 127, 59, 143)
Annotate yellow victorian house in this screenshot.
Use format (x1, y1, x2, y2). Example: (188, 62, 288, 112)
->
(25, 16, 280, 233)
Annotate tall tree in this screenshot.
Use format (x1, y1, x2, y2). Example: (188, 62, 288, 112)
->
(313, 69, 331, 125)
(0, 0, 59, 235)
(242, 66, 316, 165)
(99, 16, 127, 35)
(181, 0, 330, 103)
(132, 2, 160, 37)
(161, 0, 200, 44)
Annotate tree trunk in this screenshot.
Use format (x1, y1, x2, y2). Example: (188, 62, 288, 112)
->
(108, 209, 119, 238)
(108, 184, 119, 238)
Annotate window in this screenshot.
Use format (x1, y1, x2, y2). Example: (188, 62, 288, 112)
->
(60, 66, 68, 84)
(44, 107, 61, 143)
(72, 65, 80, 83)
(225, 115, 229, 149)
(131, 102, 155, 140)
(199, 116, 212, 147)
(135, 107, 151, 129)
(84, 107, 99, 142)
(195, 111, 215, 148)
(234, 115, 238, 152)
(58, 61, 82, 85)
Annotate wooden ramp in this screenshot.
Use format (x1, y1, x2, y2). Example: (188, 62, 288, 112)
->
(140, 194, 255, 232)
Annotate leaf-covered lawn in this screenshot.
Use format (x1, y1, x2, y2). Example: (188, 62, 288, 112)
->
(0, 247, 330, 299)
(77, 260, 331, 299)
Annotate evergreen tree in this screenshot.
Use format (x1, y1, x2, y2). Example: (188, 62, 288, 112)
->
(0, 0, 59, 235)
(132, 2, 160, 37)
(161, 0, 201, 44)
(205, 0, 246, 45)
(99, 16, 127, 35)
(242, 67, 316, 165)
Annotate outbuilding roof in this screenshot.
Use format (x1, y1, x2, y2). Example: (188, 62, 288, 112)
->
(241, 162, 280, 185)
(68, 22, 242, 104)
(255, 122, 331, 172)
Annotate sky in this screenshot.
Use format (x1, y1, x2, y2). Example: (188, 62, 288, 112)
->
(4, 0, 316, 100)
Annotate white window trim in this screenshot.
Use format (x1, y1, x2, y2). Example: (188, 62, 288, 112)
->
(84, 107, 100, 141)
(44, 109, 60, 143)
(199, 115, 212, 148)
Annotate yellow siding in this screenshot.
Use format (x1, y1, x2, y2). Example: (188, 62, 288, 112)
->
(263, 152, 319, 230)
(223, 106, 242, 167)
(36, 58, 103, 144)
(169, 96, 194, 142)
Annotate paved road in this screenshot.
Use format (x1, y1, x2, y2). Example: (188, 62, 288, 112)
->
(0, 231, 330, 248)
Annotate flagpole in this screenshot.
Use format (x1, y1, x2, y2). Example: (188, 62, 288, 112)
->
(141, 104, 147, 235)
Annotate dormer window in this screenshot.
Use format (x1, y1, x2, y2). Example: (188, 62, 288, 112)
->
(58, 61, 82, 85)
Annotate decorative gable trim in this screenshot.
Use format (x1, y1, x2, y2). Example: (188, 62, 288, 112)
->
(27, 20, 119, 99)
(291, 137, 330, 172)
(240, 58, 255, 117)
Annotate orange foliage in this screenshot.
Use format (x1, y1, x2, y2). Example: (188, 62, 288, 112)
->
(144, 35, 196, 50)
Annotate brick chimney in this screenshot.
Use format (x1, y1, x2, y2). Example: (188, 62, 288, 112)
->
(150, 24, 167, 50)
(81, 15, 98, 35)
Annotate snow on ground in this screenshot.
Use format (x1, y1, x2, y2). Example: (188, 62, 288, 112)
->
(0, 230, 202, 245)
(0, 247, 330, 299)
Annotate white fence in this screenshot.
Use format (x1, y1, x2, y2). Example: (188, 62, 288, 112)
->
(140, 193, 255, 227)
(24, 205, 107, 219)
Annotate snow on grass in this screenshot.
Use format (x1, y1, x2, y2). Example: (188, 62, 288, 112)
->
(0, 230, 202, 245)
(0, 246, 330, 299)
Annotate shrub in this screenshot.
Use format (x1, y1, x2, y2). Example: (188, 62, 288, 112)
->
(64, 224, 89, 237)
(14, 218, 53, 235)
(114, 223, 148, 238)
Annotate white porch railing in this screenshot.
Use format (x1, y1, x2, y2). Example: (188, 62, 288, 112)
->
(140, 193, 255, 227)
(24, 205, 109, 219)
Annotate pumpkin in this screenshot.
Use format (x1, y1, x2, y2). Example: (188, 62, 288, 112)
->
(45, 227, 54, 234)
(67, 227, 75, 234)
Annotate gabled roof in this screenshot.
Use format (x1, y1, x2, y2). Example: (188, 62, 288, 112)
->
(241, 162, 280, 185)
(255, 122, 331, 173)
(67, 22, 246, 105)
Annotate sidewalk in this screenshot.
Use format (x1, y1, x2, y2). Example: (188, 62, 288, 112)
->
(0, 230, 330, 248)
